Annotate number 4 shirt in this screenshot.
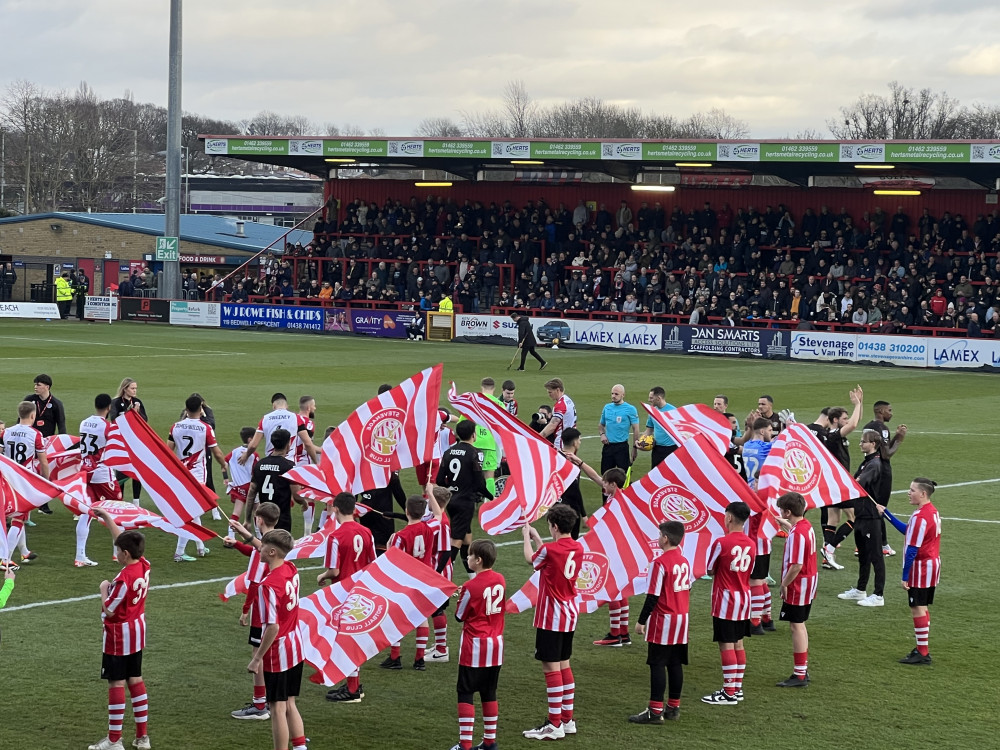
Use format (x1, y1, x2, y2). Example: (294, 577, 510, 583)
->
(707, 531, 754, 621)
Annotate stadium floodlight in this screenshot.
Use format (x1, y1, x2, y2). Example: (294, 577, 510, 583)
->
(675, 163, 713, 168)
(510, 160, 545, 165)
(415, 182, 453, 187)
(630, 185, 676, 192)
(325, 158, 356, 163)
(855, 164, 895, 169)
(873, 189, 920, 196)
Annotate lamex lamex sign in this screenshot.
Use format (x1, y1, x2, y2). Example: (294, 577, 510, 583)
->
(220, 304, 323, 331)
(929, 337, 1000, 369)
(572, 321, 661, 350)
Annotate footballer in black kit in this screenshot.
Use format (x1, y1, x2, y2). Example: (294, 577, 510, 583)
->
(435, 421, 492, 572)
(246, 428, 300, 532)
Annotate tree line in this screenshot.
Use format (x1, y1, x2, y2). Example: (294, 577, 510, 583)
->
(2, 78, 999, 216)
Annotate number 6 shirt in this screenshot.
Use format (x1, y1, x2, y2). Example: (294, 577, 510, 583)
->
(531, 535, 584, 632)
(706, 531, 754, 621)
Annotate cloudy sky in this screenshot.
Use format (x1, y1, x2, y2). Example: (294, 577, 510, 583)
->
(3, 0, 1000, 138)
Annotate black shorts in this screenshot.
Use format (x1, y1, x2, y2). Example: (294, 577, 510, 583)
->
(457, 665, 501, 701)
(712, 617, 752, 643)
(360, 511, 395, 549)
(907, 586, 935, 607)
(646, 642, 688, 667)
(535, 628, 574, 663)
(101, 651, 143, 681)
(651, 444, 678, 468)
(779, 603, 811, 624)
(449, 500, 475, 540)
(601, 442, 631, 473)
(264, 661, 303, 703)
(750, 553, 770, 580)
(249, 625, 263, 647)
(433, 599, 450, 617)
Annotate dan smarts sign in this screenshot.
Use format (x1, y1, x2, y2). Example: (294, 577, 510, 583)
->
(203, 137, 1000, 164)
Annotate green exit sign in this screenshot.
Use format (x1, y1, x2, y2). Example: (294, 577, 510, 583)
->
(155, 236, 179, 261)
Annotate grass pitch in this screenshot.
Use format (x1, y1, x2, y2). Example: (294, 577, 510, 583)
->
(0, 320, 997, 749)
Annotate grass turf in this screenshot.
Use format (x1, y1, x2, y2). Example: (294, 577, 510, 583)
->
(0, 320, 996, 749)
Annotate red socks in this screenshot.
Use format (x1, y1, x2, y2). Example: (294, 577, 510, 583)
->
(560, 667, 575, 723)
(793, 651, 808, 678)
(128, 680, 148, 737)
(914, 614, 930, 656)
(649, 699, 664, 714)
(734, 649, 746, 690)
(721, 649, 738, 695)
(433, 614, 448, 652)
(253, 684, 266, 710)
(390, 644, 401, 660)
(482, 700, 498, 741)
(292, 736, 307, 750)
(666, 697, 680, 709)
(347, 670, 360, 694)
(458, 701, 475, 749)
(544, 670, 563, 727)
(107, 686, 126, 743)
(415, 625, 429, 661)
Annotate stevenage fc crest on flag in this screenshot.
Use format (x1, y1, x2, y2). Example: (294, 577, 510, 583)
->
(574, 552, 610, 597)
(360, 408, 406, 465)
(778, 439, 821, 494)
(337, 587, 389, 634)
(648, 484, 711, 533)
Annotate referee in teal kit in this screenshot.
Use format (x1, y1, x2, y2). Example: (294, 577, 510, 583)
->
(599, 384, 640, 477)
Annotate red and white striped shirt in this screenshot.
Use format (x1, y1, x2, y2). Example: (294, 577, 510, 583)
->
(390, 521, 437, 569)
(3, 423, 44, 471)
(781, 519, 818, 606)
(294, 414, 315, 466)
(550, 394, 577, 451)
(424, 512, 452, 580)
(905, 503, 941, 589)
(456, 568, 506, 667)
(323, 521, 376, 582)
(707, 531, 754, 621)
(746, 514, 772, 557)
(80, 415, 114, 484)
(257, 561, 303, 673)
(644, 547, 691, 645)
(234, 541, 270, 627)
(169, 418, 218, 484)
(103, 557, 150, 656)
(532, 535, 583, 632)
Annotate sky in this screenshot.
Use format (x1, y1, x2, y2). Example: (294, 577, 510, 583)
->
(3, 0, 1000, 138)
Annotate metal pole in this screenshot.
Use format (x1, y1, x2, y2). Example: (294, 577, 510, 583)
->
(161, 0, 183, 300)
(1, 129, 5, 211)
(132, 129, 138, 214)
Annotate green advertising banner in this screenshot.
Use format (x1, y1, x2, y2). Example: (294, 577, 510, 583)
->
(884, 143, 971, 162)
(760, 143, 839, 162)
(643, 142, 718, 161)
(424, 140, 491, 157)
(223, 139, 290, 156)
(529, 141, 602, 159)
(323, 139, 388, 157)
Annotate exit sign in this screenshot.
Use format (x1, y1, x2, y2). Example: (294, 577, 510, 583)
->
(155, 236, 179, 261)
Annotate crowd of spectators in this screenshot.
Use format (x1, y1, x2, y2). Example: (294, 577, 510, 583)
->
(228, 195, 1000, 337)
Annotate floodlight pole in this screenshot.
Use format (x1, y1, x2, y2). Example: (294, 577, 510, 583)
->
(161, 0, 183, 300)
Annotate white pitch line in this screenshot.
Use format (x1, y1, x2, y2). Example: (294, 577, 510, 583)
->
(0, 565, 323, 614)
(0, 353, 244, 361)
(0, 335, 233, 355)
(889, 477, 1000, 494)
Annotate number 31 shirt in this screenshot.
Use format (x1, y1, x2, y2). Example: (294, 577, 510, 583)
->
(707, 531, 754, 621)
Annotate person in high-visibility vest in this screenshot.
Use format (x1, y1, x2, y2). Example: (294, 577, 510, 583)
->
(55, 272, 73, 320)
(438, 294, 454, 313)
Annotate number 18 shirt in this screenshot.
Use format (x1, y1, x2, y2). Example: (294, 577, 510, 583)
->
(644, 547, 692, 645)
(707, 531, 754, 621)
(532, 535, 583, 632)
(455, 568, 506, 667)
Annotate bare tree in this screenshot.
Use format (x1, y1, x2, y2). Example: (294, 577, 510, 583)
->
(954, 102, 1000, 139)
(828, 81, 965, 139)
(240, 110, 316, 136)
(683, 108, 751, 139)
(502, 80, 535, 138)
(414, 117, 464, 138)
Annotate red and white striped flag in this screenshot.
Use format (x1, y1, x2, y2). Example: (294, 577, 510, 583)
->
(756, 421, 866, 538)
(320, 365, 443, 495)
(104, 412, 219, 526)
(220, 572, 250, 602)
(505, 570, 603, 616)
(44, 435, 82, 481)
(0, 454, 65, 513)
(285, 464, 332, 503)
(641, 402, 732, 455)
(0, 478, 12, 562)
(54, 471, 90, 508)
(300, 547, 457, 686)
(285, 515, 338, 562)
(447, 383, 579, 535)
(590, 434, 767, 578)
(88, 499, 212, 541)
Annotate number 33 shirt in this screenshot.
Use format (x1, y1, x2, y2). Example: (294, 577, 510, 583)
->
(707, 531, 754, 621)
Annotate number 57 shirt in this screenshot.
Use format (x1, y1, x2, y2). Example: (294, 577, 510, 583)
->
(707, 531, 754, 621)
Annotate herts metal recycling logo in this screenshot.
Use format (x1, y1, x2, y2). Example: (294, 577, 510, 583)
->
(574, 552, 609, 595)
(361, 407, 406, 465)
(649, 484, 710, 532)
(780, 440, 820, 493)
(337, 587, 389, 634)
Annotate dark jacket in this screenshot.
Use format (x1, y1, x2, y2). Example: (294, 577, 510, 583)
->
(853, 453, 890, 516)
(514, 316, 536, 347)
(110, 396, 148, 423)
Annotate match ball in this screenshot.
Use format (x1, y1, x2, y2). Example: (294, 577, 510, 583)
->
(551, 337, 560, 349)
(637, 434, 655, 452)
